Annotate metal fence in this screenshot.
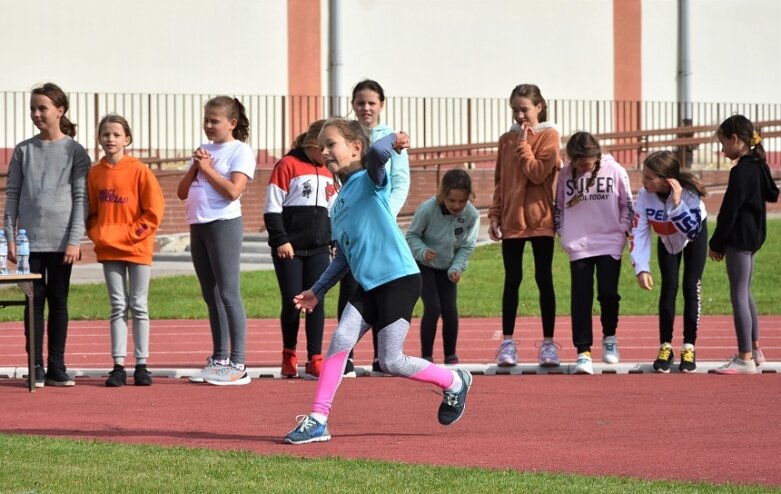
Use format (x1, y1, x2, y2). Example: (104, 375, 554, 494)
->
(2, 91, 780, 168)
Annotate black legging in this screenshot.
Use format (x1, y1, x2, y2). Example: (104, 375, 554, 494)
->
(656, 222, 708, 345)
(570, 255, 621, 353)
(418, 264, 458, 358)
(272, 251, 330, 358)
(26, 252, 73, 370)
(338, 272, 380, 361)
(501, 237, 556, 338)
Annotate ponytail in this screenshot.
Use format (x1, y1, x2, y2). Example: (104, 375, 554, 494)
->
(205, 96, 250, 142)
(31, 82, 77, 137)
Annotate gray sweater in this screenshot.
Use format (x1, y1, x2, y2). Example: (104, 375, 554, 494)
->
(4, 136, 90, 251)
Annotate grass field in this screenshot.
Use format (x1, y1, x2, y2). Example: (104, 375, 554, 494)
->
(2, 221, 779, 492)
(0, 434, 775, 493)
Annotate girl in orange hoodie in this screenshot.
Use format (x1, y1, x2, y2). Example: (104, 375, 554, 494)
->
(488, 84, 562, 368)
(87, 114, 165, 387)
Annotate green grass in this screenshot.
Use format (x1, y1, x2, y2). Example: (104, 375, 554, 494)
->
(0, 434, 773, 494)
(2, 219, 781, 321)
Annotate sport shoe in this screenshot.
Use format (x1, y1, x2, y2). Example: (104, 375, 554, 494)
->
(342, 357, 357, 378)
(281, 348, 298, 378)
(574, 352, 593, 375)
(653, 343, 674, 373)
(304, 354, 323, 380)
(538, 340, 561, 367)
(679, 344, 697, 373)
(45, 368, 75, 387)
(713, 355, 758, 375)
(495, 340, 518, 367)
(602, 336, 620, 364)
(189, 357, 225, 383)
(27, 365, 45, 389)
(134, 364, 153, 386)
(444, 354, 459, 365)
(204, 362, 251, 386)
(753, 348, 766, 367)
(105, 365, 127, 387)
(284, 415, 331, 444)
(438, 369, 473, 426)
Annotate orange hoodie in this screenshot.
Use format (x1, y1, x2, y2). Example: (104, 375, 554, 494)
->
(86, 155, 165, 264)
(488, 125, 561, 239)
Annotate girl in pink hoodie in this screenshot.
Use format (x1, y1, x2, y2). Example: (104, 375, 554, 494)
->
(554, 132, 634, 374)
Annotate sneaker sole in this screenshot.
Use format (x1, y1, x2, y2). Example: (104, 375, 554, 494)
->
(303, 373, 319, 381)
(204, 375, 251, 386)
(496, 361, 518, 367)
(342, 371, 357, 378)
(653, 366, 671, 374)
(574, 367, 593, 375)
(284, 434, 331, 445)
(45, 380, 75, 387)
(679, 368, 697, 373)
(539, 360, 560, 367)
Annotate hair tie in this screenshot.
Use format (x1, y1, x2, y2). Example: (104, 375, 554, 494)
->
(751, 131, 762, 147)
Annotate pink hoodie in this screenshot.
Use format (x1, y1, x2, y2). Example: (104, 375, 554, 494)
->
(554, 154, 634, 261)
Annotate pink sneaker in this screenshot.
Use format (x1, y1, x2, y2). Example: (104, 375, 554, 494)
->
(713, 355, 758, 375)
(753, 348, 766, 367)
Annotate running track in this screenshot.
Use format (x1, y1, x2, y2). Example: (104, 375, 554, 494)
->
(1, 316, 780, 486)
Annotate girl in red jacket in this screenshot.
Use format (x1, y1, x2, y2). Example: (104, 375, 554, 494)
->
(87, 114, 165, 387)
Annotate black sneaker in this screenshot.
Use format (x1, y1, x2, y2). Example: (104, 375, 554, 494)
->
(343, 358, 356, 378)
(444, 354, 460, 365)
(45, 367, 76, 387)
(134, 364, 153, 386)
(438, 369, 472, 426)
(28, 364, 45, 388)
(370, 359, 389, 377)
(105, 365, 127, 387)
(679, 344, 697, 373)
(652, 343, 674, 373)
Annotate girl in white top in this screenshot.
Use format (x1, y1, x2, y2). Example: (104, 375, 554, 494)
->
(177, 96, 255, 386)
(630, 150, 708, 373)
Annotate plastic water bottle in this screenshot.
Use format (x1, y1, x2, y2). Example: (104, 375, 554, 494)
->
(16, 229, 30, 275)
(0, 231, 7, 275)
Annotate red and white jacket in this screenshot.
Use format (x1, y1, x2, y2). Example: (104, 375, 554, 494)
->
(630, 187, 707, 275)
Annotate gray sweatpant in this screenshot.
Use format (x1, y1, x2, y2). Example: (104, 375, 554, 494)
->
(725, 247, 759, 353)
(103, 261, 151, 364)
(190, 217, 247, 365)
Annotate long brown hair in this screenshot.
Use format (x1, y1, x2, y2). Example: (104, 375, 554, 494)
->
(717, 114, 766, 164)
(31, 82, 76, 137)
(565, 131, 602, 208)
(643, 151, 707, 197)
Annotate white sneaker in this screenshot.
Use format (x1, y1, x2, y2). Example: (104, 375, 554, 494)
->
(713, 355, 758, 375)
(189, 357, 226, 383)
(602, 336, 620, 364)
(753, 348, 766, 367)
(574, 352, 594, 375)
(495, 340, 518, 366)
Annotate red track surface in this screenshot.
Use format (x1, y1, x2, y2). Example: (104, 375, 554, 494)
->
(1, 316, 780, 486)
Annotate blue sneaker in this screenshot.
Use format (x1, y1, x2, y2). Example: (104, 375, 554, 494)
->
(438, 369, 473, 425)
(284, 415, 331, 444)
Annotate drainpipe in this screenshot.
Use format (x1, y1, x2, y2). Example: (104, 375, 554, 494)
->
(678, 0, 693, 166)
(328, 0, 343, 116)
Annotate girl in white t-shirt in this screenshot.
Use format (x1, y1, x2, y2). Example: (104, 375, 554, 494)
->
(177, 96, 256, 386)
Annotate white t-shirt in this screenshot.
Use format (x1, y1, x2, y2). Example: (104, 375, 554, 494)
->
(185, 140, 256, 224)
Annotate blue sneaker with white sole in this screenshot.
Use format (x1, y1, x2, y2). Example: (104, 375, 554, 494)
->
(284, 415, 331, 444)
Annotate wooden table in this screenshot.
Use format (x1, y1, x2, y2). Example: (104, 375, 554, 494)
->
(0, 273, 42, 392)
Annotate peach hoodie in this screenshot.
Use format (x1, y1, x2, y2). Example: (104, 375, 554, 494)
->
(489, 123, 561, 239)
(86, 155, 165, 265)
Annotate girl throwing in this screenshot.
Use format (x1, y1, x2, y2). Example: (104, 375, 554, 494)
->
(406, 168, 479, 364)
(177, 96, 255, 386)
(630, 151, 707, 373)
(554, 132, 634, 375)
(710, 115, 778, 374)
(284, 118, 472, 444)
(87, 114, 165, 386)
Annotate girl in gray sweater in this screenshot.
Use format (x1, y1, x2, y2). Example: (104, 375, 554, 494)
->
(4, 83, 90, 388)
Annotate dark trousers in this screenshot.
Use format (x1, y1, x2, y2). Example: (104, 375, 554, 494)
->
(570, 255, 621, 353)
(272, 250, 330, 358)
(418, 264, 459, 358)
(25, 252, 73, 370)
(501, 237, 556, 338)
(657, 223, 708, 345)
